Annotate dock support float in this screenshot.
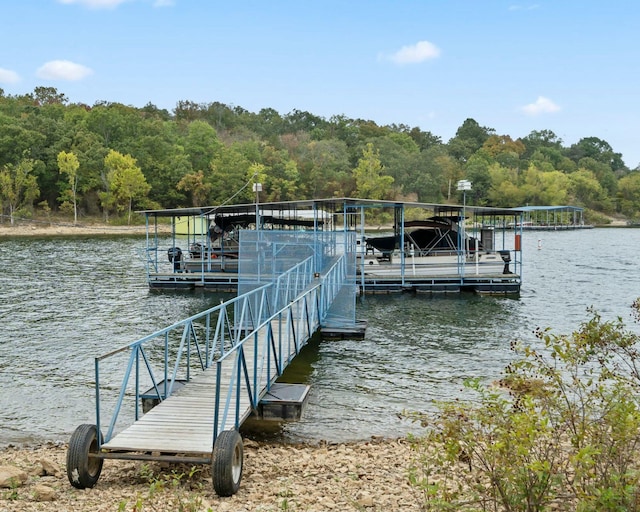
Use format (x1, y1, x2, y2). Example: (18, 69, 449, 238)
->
(321, 319, 367, 340)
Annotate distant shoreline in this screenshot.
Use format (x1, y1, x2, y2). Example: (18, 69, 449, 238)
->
(0, 216, 632, 238)
(0, 220, 171, 237)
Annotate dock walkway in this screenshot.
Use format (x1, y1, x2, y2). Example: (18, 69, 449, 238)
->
(67, 253, 351, 496)
(102, 318, 281, 454)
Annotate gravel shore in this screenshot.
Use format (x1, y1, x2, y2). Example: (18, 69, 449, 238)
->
(0, 437, 423, 511)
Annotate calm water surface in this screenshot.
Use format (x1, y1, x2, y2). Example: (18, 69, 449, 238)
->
(1, 229, 639, 446)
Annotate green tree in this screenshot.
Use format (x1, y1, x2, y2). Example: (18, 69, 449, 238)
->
(103, 150, 151, 224)
(0, 158, 40, 224)
(352, 143, 394, 200)
(520, 165, 570, 205)
(57, 150, 80, 223)
(617, 172, 640, 219)
(33, 86, 68, 106)
(374, 133, 419, 197)
(568, 169, 609, 211)
(520, 129, 563, 161)
(259, 144, 300, 201)
(409, 146, 449, 203)
(567, 136, 627, 174)
(184, 120, 222, 173)
(577, 156, 617, 196)
(447, 118, 495, 163)
(128, 119, 191, 208)
(296, 138, 351, 198)
(209, 145, 252, 205)
(488, 163, 526, 206)
(464, 153, 493, 206)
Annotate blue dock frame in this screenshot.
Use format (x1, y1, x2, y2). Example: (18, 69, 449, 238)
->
(67, 231, 354, 496)
(141, 198, 524, 295)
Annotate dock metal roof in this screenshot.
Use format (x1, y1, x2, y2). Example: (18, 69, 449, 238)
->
(139, 198, 524, 218)
(515, 205, 584, 213)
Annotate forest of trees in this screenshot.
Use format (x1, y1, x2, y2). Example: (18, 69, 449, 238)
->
(1, 86, 639, 225)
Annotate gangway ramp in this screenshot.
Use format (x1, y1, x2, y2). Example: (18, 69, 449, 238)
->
(102, 313, 311, 454)
(66, 252, 354, 496)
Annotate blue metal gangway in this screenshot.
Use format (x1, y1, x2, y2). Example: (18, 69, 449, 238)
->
(66, 251, 352, 496)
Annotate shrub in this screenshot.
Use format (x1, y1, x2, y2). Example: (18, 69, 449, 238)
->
(407, 300, 640, 511)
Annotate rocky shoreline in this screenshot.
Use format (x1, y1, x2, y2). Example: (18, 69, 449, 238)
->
(0, 437, 423, 511)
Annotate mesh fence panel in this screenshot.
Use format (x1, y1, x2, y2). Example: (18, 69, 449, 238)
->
(236, 229, 355, 329)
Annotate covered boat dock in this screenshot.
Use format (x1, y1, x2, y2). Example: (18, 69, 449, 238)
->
(512, 205, 592, 230)
(140, 198, 525, 295)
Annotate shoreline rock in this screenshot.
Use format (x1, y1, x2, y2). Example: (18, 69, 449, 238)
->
(0, 438, 424, 511)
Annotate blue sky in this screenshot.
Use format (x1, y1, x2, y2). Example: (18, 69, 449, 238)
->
(1, 1, 639, 168)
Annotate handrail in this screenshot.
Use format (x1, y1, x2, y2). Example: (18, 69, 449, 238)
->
(94, 252, 349, 449)
(212, 281, 323, 439)
(95, 284, 271, 444)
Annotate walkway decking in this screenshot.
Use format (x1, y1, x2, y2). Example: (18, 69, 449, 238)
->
(102, 340, 259, 454)
(98, 268, 330, 458)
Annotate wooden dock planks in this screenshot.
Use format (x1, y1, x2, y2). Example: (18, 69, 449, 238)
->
(101, 316, 305, 455)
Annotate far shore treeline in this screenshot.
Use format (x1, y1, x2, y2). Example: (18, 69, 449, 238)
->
(1, 86, 639, 225)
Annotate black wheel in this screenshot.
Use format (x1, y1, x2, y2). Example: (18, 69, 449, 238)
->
(211, 430, 243, 496)
(66, 424, 104, 489)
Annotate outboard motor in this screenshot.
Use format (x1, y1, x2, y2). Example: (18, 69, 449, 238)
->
(167, 247, 183, 272)
(498, 250, 511, 274)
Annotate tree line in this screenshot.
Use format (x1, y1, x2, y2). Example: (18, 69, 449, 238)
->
(1, 86, 639, 225)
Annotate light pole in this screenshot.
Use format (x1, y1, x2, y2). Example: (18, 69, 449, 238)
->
(456, 180, 472, 262)
(253, 182, 262, 228)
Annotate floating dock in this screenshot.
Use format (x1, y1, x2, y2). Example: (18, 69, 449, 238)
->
(141, 198, 524, 295)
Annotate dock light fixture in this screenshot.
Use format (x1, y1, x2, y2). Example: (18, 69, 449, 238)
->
(253, 182, 262, 227)
(253, 182, 262, 203)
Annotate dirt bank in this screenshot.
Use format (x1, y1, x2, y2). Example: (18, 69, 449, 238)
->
(0, 220, 170, 237)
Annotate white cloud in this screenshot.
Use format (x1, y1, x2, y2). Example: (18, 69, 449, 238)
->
(0, 68, 20, 84)
(36, 60, 93, 81)
(57, 0, 172, 7)
(384, 41, 441, 65)
(521, 96, 561, 115)
(57, 0, 129, 8)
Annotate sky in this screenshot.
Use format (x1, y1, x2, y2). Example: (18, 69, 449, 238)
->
(1, 0, 639, 168)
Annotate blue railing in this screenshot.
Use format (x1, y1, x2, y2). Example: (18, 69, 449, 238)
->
(95, 284, 273, 444)
(94, 253, 349, 447)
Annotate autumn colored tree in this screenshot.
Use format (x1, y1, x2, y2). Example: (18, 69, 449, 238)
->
(102, 150, 151, 224)
(57, 150, 80, 223)
(0, 158, 40, 224)
(177, 170, 212, 207)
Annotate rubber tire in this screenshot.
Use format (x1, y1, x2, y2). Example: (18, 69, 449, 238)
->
(66, 424, 104, 489)
(212, 430, 243, 496)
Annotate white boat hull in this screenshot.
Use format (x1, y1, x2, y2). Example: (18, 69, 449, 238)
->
(358, 252, 509, 278)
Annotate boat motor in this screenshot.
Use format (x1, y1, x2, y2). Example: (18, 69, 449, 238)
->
(167, 247, 183, 272)
(498, 250, 511, 274)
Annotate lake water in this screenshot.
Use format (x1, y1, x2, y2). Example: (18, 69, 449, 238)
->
(1, 228, 639, 447)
